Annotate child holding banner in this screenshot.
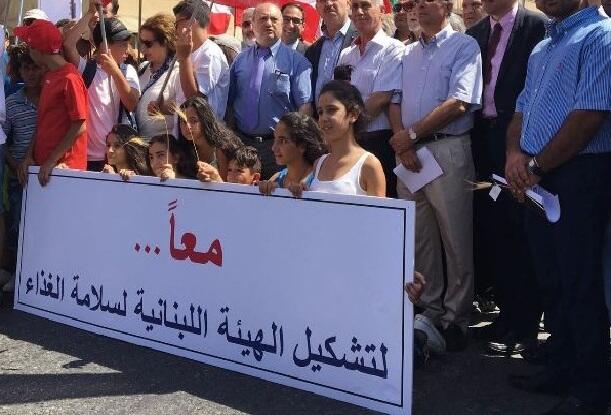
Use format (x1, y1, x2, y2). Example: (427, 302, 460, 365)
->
(102, 124, 150, 180)
(226, 146, 261, 185)
(258, 113, 325, 195)
(14, 20, 88, 187)
(148, 134, 193, 181)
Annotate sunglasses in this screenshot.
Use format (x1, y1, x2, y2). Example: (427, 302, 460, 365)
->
(393, 2, 415, 12)
(139, 39, 156, 48)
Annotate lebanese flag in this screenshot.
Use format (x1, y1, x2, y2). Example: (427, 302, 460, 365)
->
(205, 1, 233, 35)
(212, 0, 319, 43)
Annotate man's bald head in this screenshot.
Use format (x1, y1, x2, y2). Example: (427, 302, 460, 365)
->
(253, 2, 283, 47)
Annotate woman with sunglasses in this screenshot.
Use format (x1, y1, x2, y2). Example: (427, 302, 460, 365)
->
(136, 13, 180, 139)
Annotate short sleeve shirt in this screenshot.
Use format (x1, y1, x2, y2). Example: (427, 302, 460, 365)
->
(175, 39, 230, 119)
(78, 57, 141, 161)
(338, 29, 404, 132)
(33, 63, 88, 169)
(399, 25, 483, 135)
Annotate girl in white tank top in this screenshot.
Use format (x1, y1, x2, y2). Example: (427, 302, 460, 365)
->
(310, 151, 372, 195)
(307, 80, 386, 197)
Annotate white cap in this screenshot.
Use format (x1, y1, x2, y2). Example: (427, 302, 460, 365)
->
(23, 9, 50, 22)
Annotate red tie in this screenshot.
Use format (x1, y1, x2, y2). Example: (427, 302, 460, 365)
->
(484, 23, 502, 86)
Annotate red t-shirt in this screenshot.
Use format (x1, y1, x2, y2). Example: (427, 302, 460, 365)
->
(33, 63, 88, 169)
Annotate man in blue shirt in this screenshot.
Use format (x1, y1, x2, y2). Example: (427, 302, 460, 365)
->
(505, 1, 611, 413)
(227, 2, 312, 180)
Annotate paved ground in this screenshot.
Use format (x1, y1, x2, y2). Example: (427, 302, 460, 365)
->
(0, 297, 563, 415)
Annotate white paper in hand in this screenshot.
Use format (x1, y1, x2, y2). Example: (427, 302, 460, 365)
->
(393, 147, 443, 193)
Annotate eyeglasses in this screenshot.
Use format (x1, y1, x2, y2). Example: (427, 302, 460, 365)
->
(393, 2, 415, 12)
(241, 20, 252, 28)
(139, 39, 156, 48)
(282, 16, 303, 25)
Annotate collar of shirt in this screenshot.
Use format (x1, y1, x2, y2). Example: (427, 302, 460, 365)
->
(256, 39, 282, 57)
(549, 6, 599, 40)
(490, 2, 518, 31)
(419, 23, 454, 49)
(354, 28, 388, 54)
(323, 18, 351, 41)
(287, 39, 300, 50)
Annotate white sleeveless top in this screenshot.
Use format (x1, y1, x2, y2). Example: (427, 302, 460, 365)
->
(310, 152, 371, 196)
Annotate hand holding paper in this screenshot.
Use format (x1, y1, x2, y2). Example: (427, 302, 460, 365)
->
(394, 147, 443, 193)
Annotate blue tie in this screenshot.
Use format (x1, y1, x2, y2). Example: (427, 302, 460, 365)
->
(244, 46, 271, 132)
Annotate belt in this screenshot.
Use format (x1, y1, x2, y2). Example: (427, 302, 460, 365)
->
(239, 130, 274, 143)
(415, 132, 459, 147)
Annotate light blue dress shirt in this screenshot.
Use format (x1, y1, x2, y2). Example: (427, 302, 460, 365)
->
(229, 40, 312, 136)
(399, 25, 483, 136)
(517, 7, 611, 155)
(315, 19, 352, 101)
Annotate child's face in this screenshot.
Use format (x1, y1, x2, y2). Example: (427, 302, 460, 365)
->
(148, 142, 177, 177)
(227, 160, 259, 185)
(19, 62, 44, 88)
(108, 40, 129, 64)
(179, 106, 203, 144)
(106, 133, 127, 168)
(272, 121, 304, 166)
(317, 91, 357, 144)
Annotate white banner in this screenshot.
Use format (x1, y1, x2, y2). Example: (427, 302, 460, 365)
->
(15, 168, 415, 415)
(38, 0, 82, 23)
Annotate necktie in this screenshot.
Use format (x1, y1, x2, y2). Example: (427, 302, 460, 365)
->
(244, 46, 271, 131)
(484, 23, 502, 86)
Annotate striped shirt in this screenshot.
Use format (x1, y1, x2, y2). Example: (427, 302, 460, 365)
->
(2, 89, 37, 162)
(517, 7, 611, 154)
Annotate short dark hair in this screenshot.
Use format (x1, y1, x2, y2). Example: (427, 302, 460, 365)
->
(281, 2, 305, 18)
(7, 43, 36, 82)
(230, 146, 262, 174)
(173, 0, 210, 29)
(319, 80, 369, 137)
(277, 112, 326, 165)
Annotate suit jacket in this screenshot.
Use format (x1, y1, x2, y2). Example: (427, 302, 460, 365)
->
(467, 7, 547, 122)
(305, 22, 358, 103)
(296, 40, 309, 55)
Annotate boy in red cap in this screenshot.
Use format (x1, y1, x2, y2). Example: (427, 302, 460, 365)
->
(15, 19, 87, 186)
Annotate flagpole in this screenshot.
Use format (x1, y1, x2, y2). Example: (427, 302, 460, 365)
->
(137, 0, 142, 62)
(15, 0, 24, 43)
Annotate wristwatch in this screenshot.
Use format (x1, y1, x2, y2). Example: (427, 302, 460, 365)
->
(408, 127, 417, 141)
(527, 157, 545, 177)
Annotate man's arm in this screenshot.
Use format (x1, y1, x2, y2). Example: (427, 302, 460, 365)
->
(365, 91, 393, 119)
(175, 25, 199, 99)
(98, 55, 139, 111)
(536, 110, 607, 172)
(63, 0, 97, 65)
(292, 56, 313, 116)
(38, 120, 86, 186)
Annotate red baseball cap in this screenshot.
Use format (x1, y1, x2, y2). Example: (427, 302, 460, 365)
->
(14, 19, 63, 54)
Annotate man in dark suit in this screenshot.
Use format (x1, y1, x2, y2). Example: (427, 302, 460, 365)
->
(466, 0, 546, 354)
(281, 2, 311, 54)
(304, 0, 357, 109)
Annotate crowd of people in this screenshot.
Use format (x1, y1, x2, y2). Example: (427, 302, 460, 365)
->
(0, 0, 610, 413)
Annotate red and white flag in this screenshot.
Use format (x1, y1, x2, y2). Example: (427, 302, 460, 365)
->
(205, 1, 233, 35)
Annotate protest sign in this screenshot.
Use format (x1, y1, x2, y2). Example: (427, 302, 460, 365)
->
(15, 168, 415, 414)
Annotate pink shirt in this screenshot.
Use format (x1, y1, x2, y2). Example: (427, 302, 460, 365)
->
(482, 3, 519, 118)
